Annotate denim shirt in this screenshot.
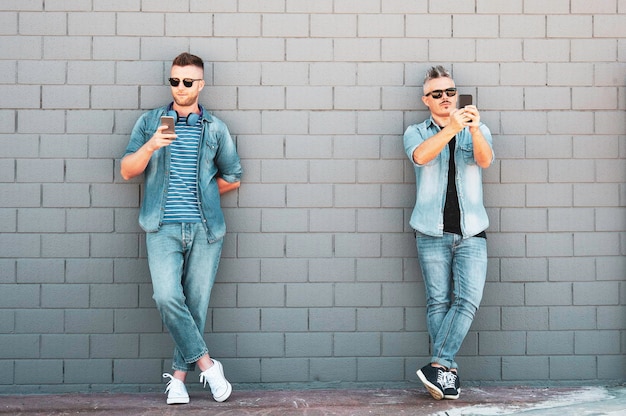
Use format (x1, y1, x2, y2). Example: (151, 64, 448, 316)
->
(123, 105, 242, 242)
(404, 117, 494, 238)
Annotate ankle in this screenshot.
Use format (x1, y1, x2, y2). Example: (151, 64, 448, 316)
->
(172, 370, 187, 382)
(431, 363, 448, 370)
(197, 355, 215, 372)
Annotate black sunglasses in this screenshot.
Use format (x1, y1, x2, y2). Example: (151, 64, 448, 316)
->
(168, 78, 203, 88)
(425, 88, 457, 99)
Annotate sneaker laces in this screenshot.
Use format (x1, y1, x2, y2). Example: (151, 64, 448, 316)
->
(163, 373, 184, 394)
(440, 371, 458, 390)
(200, 366, 222, 390)
(435, 367, 445, 382)
(199, 371, 210, 388)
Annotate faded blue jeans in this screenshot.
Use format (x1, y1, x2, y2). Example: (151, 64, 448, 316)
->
(146, 223, 223, 372)
(415, 232, 488, 370)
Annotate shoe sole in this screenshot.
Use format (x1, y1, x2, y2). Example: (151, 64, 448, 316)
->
(214, 381, 232, 402)
(167, 396, 190, 405)
(211, 360, 233, 402)
(416, 369, 444, 400)
(444, 389, 460, 400)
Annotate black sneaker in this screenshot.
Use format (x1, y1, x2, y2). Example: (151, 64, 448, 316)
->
(416, 364, 445, 400)
(442, 371, 460, 400)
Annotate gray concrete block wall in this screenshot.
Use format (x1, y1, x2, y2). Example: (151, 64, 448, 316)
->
(0, 1, 624, 392)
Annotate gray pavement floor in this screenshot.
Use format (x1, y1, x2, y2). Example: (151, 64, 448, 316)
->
(1, 384, 625, 415)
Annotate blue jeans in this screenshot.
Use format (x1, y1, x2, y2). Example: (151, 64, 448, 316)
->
(146, 223, 223, 372)
(415, 232, 487, 370)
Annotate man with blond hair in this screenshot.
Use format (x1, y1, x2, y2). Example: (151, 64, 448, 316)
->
(121, 52, 241, 405)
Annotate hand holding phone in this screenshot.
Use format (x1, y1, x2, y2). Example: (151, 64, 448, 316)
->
(160, 116, 176, 134)
(146, 116, 177, 152)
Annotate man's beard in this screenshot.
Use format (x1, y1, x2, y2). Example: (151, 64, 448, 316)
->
(173, 94, 198, 108)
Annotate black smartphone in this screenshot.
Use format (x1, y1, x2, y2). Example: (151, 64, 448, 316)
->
(459, 94, 473, 108)
(160, 116, 175, 134)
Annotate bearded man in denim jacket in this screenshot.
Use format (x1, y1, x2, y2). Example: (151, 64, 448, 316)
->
(121, 52, 241, 406)
(404, 66, 494, 401)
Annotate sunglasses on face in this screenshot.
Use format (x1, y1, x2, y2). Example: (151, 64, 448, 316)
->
(168, 78, 203, 88)
(424, 88, 457, 99)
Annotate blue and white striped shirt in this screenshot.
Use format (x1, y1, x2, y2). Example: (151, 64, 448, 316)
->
(162, 117, 202, 223)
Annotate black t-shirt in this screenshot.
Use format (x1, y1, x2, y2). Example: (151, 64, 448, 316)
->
(443, 136, 486, 239)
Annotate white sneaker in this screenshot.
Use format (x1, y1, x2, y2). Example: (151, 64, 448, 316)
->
(199, 359, 232, 402)
(163, 373, 189, 405)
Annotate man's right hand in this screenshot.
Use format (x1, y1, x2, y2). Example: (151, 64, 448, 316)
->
(121, 125, 177, 180)
(147, 125, 177, 152)
(449, 108, 469, 133)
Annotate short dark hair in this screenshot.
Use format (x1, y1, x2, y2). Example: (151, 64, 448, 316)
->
(172, 52, 204, 70)
(424, 65, 451, 85)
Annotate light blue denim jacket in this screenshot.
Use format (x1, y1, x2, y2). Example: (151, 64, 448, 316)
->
(404, 117, 494, 238)
(123, 104, 242, 242)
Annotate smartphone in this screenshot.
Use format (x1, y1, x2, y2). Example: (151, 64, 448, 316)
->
(160, 116, 175, 134)
(459, 94, 473, 108)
